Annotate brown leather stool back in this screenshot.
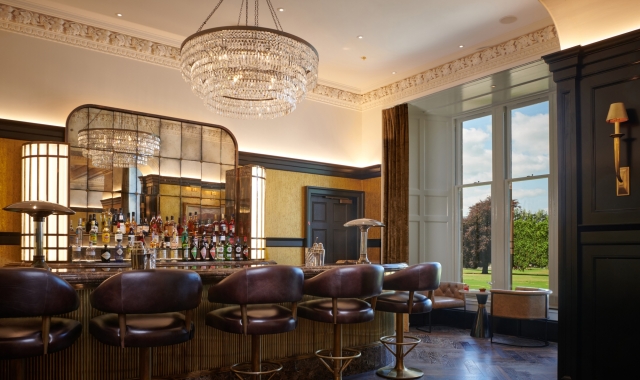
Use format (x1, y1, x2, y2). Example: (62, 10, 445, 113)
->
(91, 269, 202, 314)
(0, 268, 81, 374)
(382, 262, 441, 294)
(0, 268, 79, 318)
(209, 265, 304, 305)
(303, 264, 384, 299)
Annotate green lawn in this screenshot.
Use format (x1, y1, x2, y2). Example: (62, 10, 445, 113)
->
(462, 268, 549, 290)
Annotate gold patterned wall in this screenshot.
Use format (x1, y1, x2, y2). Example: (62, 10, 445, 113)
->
(0, 138, 26, 266)
(265, 169, 382, 265)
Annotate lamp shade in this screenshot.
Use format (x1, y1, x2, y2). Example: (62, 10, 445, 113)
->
(20, 142, 71, 262)
(606, 102, 628, 123)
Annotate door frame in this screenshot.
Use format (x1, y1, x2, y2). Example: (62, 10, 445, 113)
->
(305, 186, 365, 248)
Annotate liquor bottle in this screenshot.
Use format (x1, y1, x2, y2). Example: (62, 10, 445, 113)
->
(200, 232, 208, 260)
(169, 216, 175, 236)
(209, 233, 217, 260)
(216, 233, 225, 260)
(187, 212, 193, 234)
(234, 235, 243, 260)
(189, 235, 198, 261)
(101, 244, 111, 263)
(85, 214, 91, 233)
(242, 236, 249, 261)
(101, 213, 110, 244)
(213, 214, 220, 236)
(164, 216, 171, 236)
(193, 212, 199, 234)
(198, 216, 205, 236)
(73, 218, 83, 261)
(118, 209, 125, 234)
(114, 239, 124, 262)
(89, 219, 98, 244)
(86, 242, 96, 261)
(142, 218, 150, 237)
(111, 208, 118, 233)
(181, 228, 189, 261)
(125, 213, 131, 235)
(156, 214, 163, 235)
(229, 214, 236, 236)
(220, 214, 227, 236)
(130, 212, 138, 235)
(224, 235, 233, 261)
(177, 216, 185, 236)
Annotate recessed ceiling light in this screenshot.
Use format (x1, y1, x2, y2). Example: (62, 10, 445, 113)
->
(459, 45, 464, 48)
(116, 13, 123, 17)
(358, 35, 363, 39)
(392, 71, 396, 74)
(500, 16, 518, 24)
(278, 8, 284, 12)
(491, 85, 496, 88)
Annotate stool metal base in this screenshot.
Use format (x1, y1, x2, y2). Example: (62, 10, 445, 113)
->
(376, 313, 423, 379)
(376, 366, 424, 379)
(316, 348, 361, 379)
(230, 361, 283, 380)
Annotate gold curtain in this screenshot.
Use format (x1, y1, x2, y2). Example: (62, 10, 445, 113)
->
(382, 103, 409, 264)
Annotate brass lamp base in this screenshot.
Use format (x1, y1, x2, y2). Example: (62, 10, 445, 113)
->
(617, 167, 630, 196)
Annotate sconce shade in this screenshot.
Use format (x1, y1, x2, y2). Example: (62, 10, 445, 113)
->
(606, 102, 628, 123)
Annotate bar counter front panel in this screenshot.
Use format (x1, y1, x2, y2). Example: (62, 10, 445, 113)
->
(0, 262, 397, 380)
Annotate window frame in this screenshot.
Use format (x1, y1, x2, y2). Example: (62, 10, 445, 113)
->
(453, 92, 558, 307)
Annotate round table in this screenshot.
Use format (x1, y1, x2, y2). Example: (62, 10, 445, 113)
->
(460, 289, 491, 338)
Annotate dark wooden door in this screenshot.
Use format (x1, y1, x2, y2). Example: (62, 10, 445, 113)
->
(306, 187, 364, 264)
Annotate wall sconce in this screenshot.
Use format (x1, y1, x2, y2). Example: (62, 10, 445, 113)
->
(606, 103, 630, 196)
(227, 165, 266, 260)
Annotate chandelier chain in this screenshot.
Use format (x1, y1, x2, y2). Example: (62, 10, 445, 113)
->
(254, 0, 258, 26)
(265, 0, 283, 31)
(237, 0, 245, 26)
(197, 0, 225, 32)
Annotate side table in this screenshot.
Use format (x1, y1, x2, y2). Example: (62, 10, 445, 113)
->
(460, 290, 491, 338)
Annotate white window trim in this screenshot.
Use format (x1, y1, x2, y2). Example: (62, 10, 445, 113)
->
(452, 92, 558, 308)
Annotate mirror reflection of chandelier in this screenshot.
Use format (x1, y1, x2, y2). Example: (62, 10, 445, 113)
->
(180, 0, 319, 120)
(77, 127, 160, 169)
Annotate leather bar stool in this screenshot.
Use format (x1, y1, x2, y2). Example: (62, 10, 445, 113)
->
(89, 270, 202, 380)
(375, 262, 441, 379)
(206, 265, 304, 379)
(298, 265, 384, 380)
(0, 268, 82, 380)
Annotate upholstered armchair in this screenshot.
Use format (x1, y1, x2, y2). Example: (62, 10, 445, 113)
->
(490, 287, 552, 346)
(418, 281, 467, 333)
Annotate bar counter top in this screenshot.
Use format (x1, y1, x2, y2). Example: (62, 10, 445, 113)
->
(4, 260, 408, 288)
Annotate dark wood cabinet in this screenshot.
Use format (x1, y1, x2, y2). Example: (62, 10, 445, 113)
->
(543, 29, 640, 380)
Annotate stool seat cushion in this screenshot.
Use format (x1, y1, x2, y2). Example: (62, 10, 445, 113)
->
(0, 317, 82, 359)
(89, 312, 193, 348)
(298, 299, 374, 324)
(206, 304, 296, 335)
(432, 295, 465, 309)
(376, 291, 432, 314)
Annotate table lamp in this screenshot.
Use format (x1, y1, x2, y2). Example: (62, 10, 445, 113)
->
(3, 200, 75, 270)
(606, 102, 630, 196)
(344, 218, 385, 264)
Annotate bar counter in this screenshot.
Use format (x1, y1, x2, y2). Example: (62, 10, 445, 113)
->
(0, 261, 404, 380)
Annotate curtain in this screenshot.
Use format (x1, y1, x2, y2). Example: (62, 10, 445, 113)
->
(382, 103, 409, 264)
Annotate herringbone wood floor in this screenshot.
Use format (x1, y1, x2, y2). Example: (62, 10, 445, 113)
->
(345, 326, 557, 380)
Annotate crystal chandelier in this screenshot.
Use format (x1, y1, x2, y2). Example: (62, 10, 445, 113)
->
(180, 0, 319, 119)
(78, 128, 160, 169)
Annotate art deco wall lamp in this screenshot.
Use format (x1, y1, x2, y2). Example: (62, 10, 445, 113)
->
(606, 102, 630, 196)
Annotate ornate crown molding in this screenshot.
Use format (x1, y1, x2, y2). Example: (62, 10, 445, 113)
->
(0, 2, 559, 112)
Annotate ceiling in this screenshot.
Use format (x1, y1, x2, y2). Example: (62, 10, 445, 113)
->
(10, 0, 553, 93)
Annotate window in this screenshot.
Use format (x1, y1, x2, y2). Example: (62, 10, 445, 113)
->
(456, 98, 552, 292)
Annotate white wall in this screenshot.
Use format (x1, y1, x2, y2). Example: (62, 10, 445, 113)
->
(0, 31, 363, 166)
(407, 106, 455, 280)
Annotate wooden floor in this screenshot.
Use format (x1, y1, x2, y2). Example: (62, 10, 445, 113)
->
(345, 326, 557, 380)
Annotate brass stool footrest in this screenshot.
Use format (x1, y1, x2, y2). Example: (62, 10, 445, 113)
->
(380, 335, 421, 358)
(230, 361, 283, 380)
(315, 348, 361, 375)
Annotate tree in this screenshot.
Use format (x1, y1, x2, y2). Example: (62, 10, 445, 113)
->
(512, 207, 549, 271)
(462, 196, 549, 273)
(462, 196, 492, 274)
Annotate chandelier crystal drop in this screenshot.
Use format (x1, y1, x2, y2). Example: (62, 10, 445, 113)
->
(78, 128, 160, 169)
(180, 0, 318, 120)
